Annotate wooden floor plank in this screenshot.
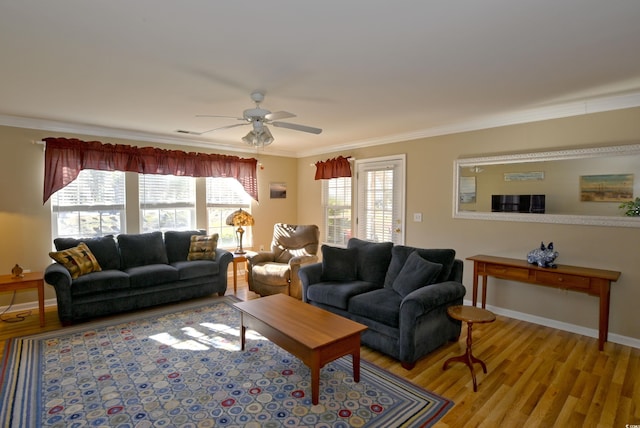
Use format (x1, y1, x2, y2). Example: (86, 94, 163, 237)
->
(1, 273, 639, 427)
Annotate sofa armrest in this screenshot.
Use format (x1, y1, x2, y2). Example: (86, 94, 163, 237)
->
(298, 262, 323, 302)
(288, 255, 319, 300)
(400, 281, 467, 318)
(44, 263, 74, 322)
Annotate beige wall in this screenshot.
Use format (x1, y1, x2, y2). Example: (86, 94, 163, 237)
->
(297, 107, 640, 342)
(2, 107, 640, 343)
(0, 125, 298, 305)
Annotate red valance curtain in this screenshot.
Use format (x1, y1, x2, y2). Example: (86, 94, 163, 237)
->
(314, 156, 352, 180)
(43, 137, 259, 203)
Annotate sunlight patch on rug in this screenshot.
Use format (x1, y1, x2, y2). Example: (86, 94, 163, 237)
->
(0, 297, 452, 427)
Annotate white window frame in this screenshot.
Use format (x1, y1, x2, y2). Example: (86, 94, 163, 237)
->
(206, 177, 252, 249)
(139, 174, 196, 233)
(355, 155, 406, 244)
(322, 176, 353, 247)
(51, 169, 126, 238)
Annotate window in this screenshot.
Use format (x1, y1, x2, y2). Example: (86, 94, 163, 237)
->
(356, 156, 405, 244)
(322, 177, 352, 246)
(206, 177, 252, 249)
(139, 174, 196, 232)
(51, 169, 125, 238)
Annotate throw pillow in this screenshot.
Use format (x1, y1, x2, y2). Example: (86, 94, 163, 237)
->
(53, 235, 120, 270)
(392, 251, 443, 298)
(49, 242, 102, 279)
(320, 245, 358, 281)
(187, 234, 219, 260)
(165, 230, 206, 263)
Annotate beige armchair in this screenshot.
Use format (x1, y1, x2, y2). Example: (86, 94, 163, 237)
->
(247, 223, 320, 299)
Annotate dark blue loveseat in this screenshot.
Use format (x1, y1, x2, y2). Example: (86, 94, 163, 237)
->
(299, 238, 466, 369)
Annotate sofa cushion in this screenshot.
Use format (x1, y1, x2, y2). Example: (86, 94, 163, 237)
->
(320, 245, 358, 281)
(49, 243, 102, 279)
(70, 270, 130, 296)
(307, 280, 380, 310)
(348, 288, 403, 327)
(187, 234, 219, 261)
(126, 264, 179, 288)
(384, 247, 456, 288)
(392, 251, 443, 297)
(54, 235, 120, 270)
(172, 260, 220, 280)
(118, 232, 168, 269)
(164, 230, 206, 263)
(347, 238, 393, 286)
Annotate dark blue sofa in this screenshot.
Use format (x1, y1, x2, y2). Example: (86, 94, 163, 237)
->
(44, 230, 232, 325)
(299, 238, 466, 369)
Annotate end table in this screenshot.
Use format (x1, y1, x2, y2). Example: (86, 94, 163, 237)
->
(0, 271, 45, 327)
(443, 305, 495, 391)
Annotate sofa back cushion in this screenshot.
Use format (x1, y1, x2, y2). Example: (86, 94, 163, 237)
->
(164, 230, 206, 263)
(118, 231, 168, 269)
(391, 251, 443, 297)
(54, 235, 120, 270)
(347, 238, 393, 286)
(384, 246, 456, 288)
(320, 245, 359, 281)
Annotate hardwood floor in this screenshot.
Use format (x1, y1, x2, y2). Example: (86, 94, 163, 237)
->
(2, 273, 638, 427)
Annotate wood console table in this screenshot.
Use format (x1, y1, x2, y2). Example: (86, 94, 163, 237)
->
(466, 255, 621, 351)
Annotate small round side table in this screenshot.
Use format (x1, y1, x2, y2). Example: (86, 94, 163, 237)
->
(443, 305, 496, 392)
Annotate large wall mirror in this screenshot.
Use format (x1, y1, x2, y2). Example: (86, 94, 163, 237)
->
(453, 143, 640, 227)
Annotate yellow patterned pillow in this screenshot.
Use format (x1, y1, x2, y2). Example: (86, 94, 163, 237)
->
(187, 234, 219, 261)
(49, 242, 102, 279)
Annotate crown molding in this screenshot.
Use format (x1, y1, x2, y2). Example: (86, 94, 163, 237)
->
(295, 92, 640, 158)
(2, 91, 640, 159)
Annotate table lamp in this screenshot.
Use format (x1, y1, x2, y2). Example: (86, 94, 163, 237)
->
(225, 208, 255, 254)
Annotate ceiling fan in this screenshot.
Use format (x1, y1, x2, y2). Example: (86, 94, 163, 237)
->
(187, 91, 322, 146)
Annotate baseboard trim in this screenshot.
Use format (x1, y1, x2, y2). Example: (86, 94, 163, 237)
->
(463, 299, 640, 350)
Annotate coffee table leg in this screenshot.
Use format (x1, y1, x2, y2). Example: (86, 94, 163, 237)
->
(352, 346, 361, 383)
(311, 354, 320, 405)
(240, 314, 246, 350)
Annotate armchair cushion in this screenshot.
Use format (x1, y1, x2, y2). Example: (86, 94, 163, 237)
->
(384, 247, 456, 288)
(250, 262, 292, 285)
(392, 251, 443, 298)
(320, 245, 358, 281)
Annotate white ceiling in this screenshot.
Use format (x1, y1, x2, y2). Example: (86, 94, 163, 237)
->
(2, 1, 640, 158)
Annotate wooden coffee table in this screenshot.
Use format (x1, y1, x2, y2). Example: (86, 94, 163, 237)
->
(234, 294, 367, 405)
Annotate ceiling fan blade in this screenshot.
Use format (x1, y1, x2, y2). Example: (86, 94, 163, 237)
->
(265, 111, 296, 121)
(188, 122, 249, 135)
(272, 121, 322, 134)
(196, 115, 244, 120)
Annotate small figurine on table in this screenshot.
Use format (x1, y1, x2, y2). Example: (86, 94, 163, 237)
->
(11, 264, 24, 278)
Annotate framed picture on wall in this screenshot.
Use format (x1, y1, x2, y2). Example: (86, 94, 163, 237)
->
(580, 174, 633, 202)
(270, 182, 287, 199)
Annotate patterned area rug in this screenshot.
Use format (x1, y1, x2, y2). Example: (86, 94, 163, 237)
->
(0, 297, 452, 427)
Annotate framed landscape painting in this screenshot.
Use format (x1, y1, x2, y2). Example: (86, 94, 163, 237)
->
(580, 174, 633, 202)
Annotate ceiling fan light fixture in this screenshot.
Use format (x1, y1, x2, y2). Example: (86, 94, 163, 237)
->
(242, 126, 274, 146)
